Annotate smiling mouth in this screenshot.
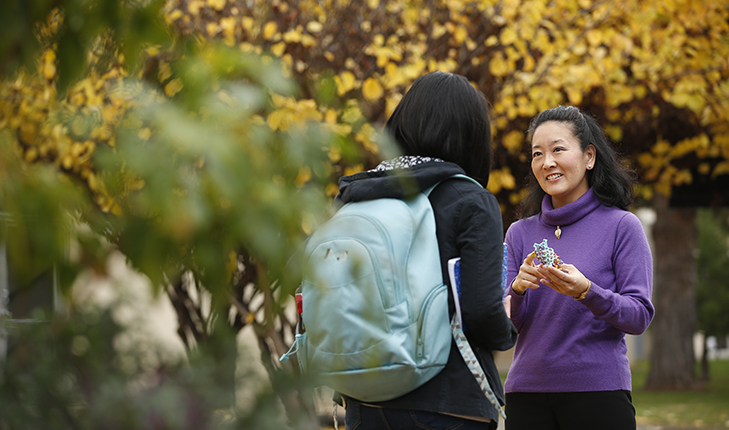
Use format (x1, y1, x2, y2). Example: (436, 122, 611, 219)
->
(546, 173, 563, 180)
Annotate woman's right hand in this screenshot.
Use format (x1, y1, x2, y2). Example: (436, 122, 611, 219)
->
(511, 252, 541, 295)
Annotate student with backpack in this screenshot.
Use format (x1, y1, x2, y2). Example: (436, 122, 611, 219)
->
(298, 71, 517, 429)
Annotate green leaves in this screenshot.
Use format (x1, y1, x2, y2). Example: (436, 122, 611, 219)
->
(0, 0, 46, 77)
(91, 48, 335, 297)
(0, 135, 87, 289)
(0, 0, 170, 92)
(696, 209, 729, 338)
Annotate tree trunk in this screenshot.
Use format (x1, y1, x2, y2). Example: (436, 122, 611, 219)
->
(645, 195, 697, 390)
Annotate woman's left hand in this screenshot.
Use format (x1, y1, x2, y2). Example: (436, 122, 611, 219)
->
(537, 263, 590, 299)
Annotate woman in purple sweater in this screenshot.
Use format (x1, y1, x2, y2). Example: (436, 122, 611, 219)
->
(503, 106, 655, 430)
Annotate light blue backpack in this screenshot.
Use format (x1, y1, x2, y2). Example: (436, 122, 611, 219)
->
(281, 174, 504, 418)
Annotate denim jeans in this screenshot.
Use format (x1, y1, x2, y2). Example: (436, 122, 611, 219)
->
(345, 401, 496, 430)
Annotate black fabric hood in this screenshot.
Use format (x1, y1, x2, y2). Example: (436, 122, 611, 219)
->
(337, 158, 469, 204)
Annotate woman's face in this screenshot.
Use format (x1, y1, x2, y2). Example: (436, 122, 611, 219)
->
(531, 121, 595, 209)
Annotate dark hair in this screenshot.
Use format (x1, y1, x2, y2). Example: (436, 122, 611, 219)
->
(517, 105, 635, 218)
(385, 71, 493, 185)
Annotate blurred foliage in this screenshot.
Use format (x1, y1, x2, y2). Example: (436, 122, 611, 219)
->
(0, 306, 317, 429)
(0, 0, 344, 428)
(696, 209, 729, 341)
(0, 0, 169, 90)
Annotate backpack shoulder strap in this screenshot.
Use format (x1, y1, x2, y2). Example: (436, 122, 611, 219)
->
(451, 317, 507, 419)
(424, 173, 483, 196)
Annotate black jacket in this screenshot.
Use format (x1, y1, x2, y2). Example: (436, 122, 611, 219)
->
(337, 158, 518, 423)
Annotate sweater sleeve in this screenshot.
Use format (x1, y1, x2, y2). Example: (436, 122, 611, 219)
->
(457, 191, 518, 350)
(579, 212, 655, 335)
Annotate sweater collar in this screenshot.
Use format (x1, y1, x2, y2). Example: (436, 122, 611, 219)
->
(540, 188, 601, 227)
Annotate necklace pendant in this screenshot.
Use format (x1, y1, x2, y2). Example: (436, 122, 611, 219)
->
(555, 226, 562, 239)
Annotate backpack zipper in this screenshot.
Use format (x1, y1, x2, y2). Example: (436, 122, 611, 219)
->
(416, 283, 446, 358)
(338, 209, 402, 310)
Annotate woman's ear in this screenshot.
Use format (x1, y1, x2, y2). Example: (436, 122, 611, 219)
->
(586, 145, 596, 170)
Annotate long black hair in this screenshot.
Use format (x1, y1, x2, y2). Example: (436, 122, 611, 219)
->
(516, 105, 635, 218)
(385, 71, 493, 186)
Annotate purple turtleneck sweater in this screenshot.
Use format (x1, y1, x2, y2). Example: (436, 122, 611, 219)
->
(504, 189, 654, 393)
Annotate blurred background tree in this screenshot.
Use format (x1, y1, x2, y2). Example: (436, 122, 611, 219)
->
(696, 209, 729, 382)
(1, 0, 728, 427)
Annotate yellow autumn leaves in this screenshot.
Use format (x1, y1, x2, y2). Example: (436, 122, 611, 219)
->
(481, 0, 728, 201)
(267, 95, 323, 131)
(362, 78, 384, 102)
(334, 72, 384, 101)
(639, 133, 729, 197)
(0, 64, 126, 212)
(4, 0, 729, 212)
